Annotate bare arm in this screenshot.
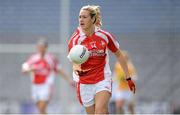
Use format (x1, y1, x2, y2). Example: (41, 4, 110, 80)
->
(114, 49, 130, 79)
(129, 61, 138, 81)
(57, 69, 72, 83)
(57, 69, 76, 88)
(114, 49, 136, 93)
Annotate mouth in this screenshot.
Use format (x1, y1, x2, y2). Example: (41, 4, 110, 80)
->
(80, 23, 85, 26)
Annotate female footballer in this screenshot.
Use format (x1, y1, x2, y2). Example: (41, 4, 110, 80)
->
(68, 5, 136, 114)
(22, 38, 74, 114)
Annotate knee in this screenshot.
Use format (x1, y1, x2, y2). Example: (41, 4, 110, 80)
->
(95, 105, 108, 114)
(37, 102, 47, 114)
(116, 100, 124, 108)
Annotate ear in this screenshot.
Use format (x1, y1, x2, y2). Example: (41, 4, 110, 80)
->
(92, 16, 96, 24)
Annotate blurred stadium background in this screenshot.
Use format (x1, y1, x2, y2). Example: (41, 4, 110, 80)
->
(0, 0, 180, 114)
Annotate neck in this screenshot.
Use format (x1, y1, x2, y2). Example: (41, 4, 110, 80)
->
(39, 52, 46, 58)
(83, 25, 95, 36)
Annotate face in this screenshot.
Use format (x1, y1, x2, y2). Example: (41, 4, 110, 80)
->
(36, 44, 47, 54)
(79, 9, 95, 30)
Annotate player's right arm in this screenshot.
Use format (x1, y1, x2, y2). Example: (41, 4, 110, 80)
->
(22, 55, 36, 74)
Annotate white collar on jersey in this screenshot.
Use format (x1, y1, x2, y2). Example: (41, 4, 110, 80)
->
(78, 26, 100, 37)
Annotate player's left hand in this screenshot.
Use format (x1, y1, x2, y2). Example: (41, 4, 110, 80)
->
(72, 63, 90, 76)
(126, 77, 136, 93)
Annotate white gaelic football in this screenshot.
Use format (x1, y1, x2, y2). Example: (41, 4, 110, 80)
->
(68, 45, 90, 64)
(22, 63, 30, 71)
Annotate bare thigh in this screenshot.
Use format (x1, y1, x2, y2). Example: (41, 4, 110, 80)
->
(95, 90, 111, 114)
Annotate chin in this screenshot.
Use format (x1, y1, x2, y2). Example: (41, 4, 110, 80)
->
(80, 26, 84, 29)
(83, 27, 89, 31)
(80, 25, 86, 29)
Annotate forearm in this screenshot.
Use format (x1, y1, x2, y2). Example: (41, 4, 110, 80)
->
(115, 50, 130, 79)
(58, 70, 71, 82)
(115, 50, 136, 93)
(118, 58, 130, 78)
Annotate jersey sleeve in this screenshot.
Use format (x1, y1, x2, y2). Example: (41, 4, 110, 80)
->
(106, 32, 120, 53)
(68, 37, 73, 53)
(25, 54, 35, 65)
(68, 29, 79, 52)
(22, 54, 35, 71)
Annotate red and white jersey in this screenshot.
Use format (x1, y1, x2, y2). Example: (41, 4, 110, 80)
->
(68, 27, 120, 84)
(24, 53, 60, 84)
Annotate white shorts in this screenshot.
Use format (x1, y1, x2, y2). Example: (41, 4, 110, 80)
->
(77, 78, 112, 107)
(115, 90, 134, 103)
(32, 83, 53, 102)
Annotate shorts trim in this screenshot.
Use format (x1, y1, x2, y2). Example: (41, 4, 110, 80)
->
(77, 82, 83, 105)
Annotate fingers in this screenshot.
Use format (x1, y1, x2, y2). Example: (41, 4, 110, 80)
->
(74, 70, 79, 75)
(130, 85, 133, 91)
(130, 83, 136, 94)
(74, 70, 82, 76)
(128, 80, 136, 94)
(74, 70, 88, 76)
(133, 85, 136, 94)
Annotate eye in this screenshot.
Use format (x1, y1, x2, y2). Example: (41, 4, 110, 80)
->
(83, 16, 87, 18)
(79, 15, 88, 19)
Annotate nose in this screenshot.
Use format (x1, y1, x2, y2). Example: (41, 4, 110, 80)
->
(79, 17, 83, 22)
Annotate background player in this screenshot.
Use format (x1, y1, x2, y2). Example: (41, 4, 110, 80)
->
(113, 51, 137, 114)
(22, 38, 74, 114)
